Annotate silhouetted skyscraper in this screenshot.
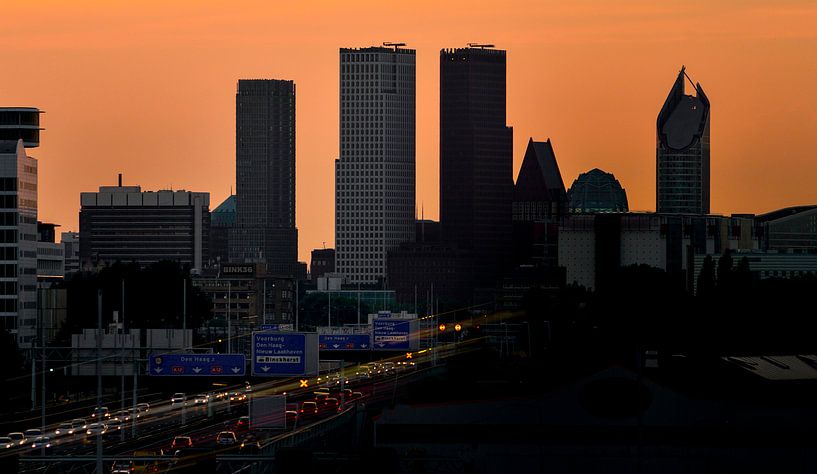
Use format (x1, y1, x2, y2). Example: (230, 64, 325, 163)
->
(440, 46, 513, 282)
(335, 45, 416, 285)
(656, 66, 710, 214)
(231, 79, 299, 275)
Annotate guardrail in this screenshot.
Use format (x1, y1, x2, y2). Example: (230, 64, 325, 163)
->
(217, 404, 357, 473)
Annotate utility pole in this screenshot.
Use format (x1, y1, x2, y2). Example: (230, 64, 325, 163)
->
(40, 300, 46, 454)
(120, 279, 126, 441)
(182, 278, 187, 350)
(227, 282, 231, 353)
(96, 289, 103, 474)
(295, 280, 299, 331)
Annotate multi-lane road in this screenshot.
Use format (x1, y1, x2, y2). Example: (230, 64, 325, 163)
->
(3, 344, 461, 473)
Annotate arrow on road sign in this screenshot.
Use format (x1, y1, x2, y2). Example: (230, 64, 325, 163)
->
(154, 367, 163, 373)
(192, 367, 202, 373)
(360, 344, 368, 348)
(231, 367, 241, 373)
(376, 343, 385, 347)
(333, 344, 340, 349)
(260, 366, 271, 372)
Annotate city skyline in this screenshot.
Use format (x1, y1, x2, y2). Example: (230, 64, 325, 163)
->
(4, 1, 817, 262)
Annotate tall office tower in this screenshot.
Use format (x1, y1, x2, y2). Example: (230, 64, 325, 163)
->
(230, 79, 299, 276)
(656, 66, 711, 214)
(0, 106, 41, 347)
(335, 45, 416, 285)
(440, 46, 513, 281)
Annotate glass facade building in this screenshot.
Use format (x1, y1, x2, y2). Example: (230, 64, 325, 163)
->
(567, 168, 629, 214)
(656, 67, 711, 215)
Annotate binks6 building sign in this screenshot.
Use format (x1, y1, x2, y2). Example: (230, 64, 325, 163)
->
(221, 264, 256, 276)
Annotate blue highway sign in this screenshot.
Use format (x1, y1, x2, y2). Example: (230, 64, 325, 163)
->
(148, 353, 245, 377)
(319, 334, 371, 351)
(260, 324, 294, 331)
(372, 318, 411, 351)
(252, 332, 318, 376)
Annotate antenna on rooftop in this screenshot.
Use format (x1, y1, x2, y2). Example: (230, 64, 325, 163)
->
(467, 43, 495, 49)
(383, 42, 407, 50)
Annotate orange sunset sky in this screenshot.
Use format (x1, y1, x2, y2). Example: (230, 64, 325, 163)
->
(2, 0, 817, 263)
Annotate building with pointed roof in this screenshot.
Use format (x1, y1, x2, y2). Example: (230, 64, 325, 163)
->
(513, 138, 567, 222)
(656, 66, 711, 214)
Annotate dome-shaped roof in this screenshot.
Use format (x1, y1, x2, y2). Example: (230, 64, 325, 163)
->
(567, 169, 629, 214)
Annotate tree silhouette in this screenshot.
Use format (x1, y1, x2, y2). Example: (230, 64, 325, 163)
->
(697, 255, 716, 297)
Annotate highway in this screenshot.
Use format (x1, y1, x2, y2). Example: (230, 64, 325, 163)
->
(5, 340, 473, 473)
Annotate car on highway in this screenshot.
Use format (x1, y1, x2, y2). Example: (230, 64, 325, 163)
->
(7, 432, 26, 446)
(216, 431, 237, 445)
(91, 406, 110, 419)
(111, 459, 133, 472)
(114, 410, 131, 422)
(383, 362, 395, 373)
(86, 422, 107, 436)
(235, 416, 250, 432)
(321, 397, 340, 414)
(29, 436, 52, 451)
(171, 393, 186, 407)
(356, 364, 372, 378)
(228, 391, 247, 402)
(314, 392, 329, 406)
(54, 422, 73, 436)
(340, 388, 353, 400)
(23, 429, 42, 440)
(129, 407, 142, 419)
(0, 437, 14, 449)
(133, 449, 163, 472)
(171, 435, 193, 450)
(299, 401, 319, 420)
(285, 410, 298, 428)
(136, 402, 150, 413)
(70, 419, 88, 433)
(107, 419, 124, 432)
(193, 393, 209, 405)
(239, 440, 262, 454)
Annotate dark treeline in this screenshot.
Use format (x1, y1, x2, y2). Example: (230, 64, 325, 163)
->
(524, 251, 817, 361)
(54, 261, 211, 345)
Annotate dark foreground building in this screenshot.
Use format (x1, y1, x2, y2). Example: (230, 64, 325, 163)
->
(513, 138, 567, 269)
(79, 182, 210, 271)
(440, 45, 513, 285)
(230, 79, 300, 276)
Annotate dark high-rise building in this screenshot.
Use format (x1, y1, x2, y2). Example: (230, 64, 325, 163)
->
(440, 46, 513, 282)
(231, 79, 299, 275)
(512, 138, 567, 269)
(513, 138, 567, 222)
(656, 66, 710, 215)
